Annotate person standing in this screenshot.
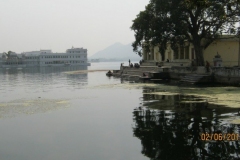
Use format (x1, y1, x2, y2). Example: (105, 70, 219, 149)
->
(129, 59, 131, 66)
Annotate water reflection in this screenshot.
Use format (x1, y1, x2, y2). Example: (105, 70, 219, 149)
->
(0, 66, 87, 73)
(133, 88, 240, 160)
(0, 66, 88, 103)
(0, 66, 88, 85)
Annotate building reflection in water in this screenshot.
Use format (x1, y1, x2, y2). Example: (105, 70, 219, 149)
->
(0, 66, 88, 87)
(133, 88, 240, 160)
(0, 66, 87, 74)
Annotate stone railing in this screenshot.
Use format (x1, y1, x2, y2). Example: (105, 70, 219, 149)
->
(212, 67, 240, 77)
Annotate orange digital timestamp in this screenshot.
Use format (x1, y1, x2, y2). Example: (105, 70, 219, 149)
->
(201, 133, 239, 141)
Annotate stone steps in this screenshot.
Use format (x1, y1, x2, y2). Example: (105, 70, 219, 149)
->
(124, 70, 143, 76)
(141, 62, 157, 66)
(180, 74, 211, 84)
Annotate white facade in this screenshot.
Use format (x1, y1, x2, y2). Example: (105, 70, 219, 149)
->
(1, 47, 91, 67)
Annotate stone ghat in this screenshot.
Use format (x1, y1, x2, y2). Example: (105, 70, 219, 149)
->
(112, 65, 240, 86)
(212, 67, 240, 85)
(112, 66, 160, 77)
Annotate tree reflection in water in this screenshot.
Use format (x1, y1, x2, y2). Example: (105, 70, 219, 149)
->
(133, 89, 240, 160)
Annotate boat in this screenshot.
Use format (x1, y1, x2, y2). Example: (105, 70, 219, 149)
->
(106, 71, 113, 76)
(106, 73, 113, 76)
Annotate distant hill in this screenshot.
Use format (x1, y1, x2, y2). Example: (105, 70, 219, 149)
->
(89, 42, 141, 61)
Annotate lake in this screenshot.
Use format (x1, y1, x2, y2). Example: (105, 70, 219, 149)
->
(0, 62, 239, 160)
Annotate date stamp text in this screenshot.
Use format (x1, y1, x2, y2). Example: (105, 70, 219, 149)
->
(201, 133, 239, 141)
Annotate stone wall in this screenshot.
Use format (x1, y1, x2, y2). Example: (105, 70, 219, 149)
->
(212, 67, 240, 77)
(121, 66, 160, 74)
(167, 66, 200, 80)
(116, 65, 240, 86)
(212, 67, 240, 85)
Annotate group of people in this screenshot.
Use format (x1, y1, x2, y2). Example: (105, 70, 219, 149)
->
(134, 63, 140, 68)
(128, 59, 141, 68)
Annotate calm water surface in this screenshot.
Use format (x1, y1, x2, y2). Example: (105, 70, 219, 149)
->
(0, 62, 239, 160)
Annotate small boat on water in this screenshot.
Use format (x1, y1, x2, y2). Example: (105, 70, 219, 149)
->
(106, 71, 113, 76)
(106, 73, 113, 76)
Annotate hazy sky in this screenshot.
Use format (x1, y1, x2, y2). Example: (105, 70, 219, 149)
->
(0, 0, 149, 56)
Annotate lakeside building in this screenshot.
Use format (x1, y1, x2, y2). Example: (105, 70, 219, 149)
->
(1, 47, 91, 68)
(142, 35, 239, 67)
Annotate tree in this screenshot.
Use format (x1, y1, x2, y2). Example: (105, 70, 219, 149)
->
(132, 94, 240, 159)
(131, 0, 240, 66)
(3, 51, 12, 58)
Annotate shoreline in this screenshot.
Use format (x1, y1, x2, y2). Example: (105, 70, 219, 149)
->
(112, 64, 240, 87)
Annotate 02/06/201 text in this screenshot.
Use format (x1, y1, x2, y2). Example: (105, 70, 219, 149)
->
(201, 133, 239, 141)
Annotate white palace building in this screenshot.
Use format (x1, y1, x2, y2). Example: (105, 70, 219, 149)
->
(0, 47, 91, 68)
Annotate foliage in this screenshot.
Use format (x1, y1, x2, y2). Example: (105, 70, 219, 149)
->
(3, 51, 12, 58)
(131, 0, 240, 66)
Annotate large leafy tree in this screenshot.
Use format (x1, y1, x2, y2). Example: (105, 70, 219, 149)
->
(131, 0, 240, 66)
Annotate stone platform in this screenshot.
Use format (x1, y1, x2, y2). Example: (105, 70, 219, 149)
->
(112, 63, 240, 86)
